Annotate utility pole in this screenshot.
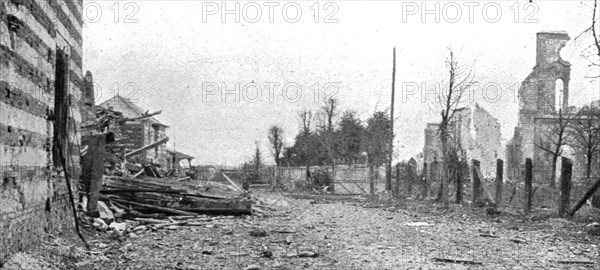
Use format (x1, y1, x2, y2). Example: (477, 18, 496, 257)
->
(387, 47, 396, 190)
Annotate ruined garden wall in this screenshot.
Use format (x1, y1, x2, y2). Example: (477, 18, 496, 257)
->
(0, 0, 83, 261)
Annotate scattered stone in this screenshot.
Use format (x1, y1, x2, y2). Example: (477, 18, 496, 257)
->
(184, 265, 203, 270)
(272, 261, 282, 268)
(108, 222, 127, 233)
(97, 201, 114, 222)
(510, 238, 527, 244)
(128, 232, 138, 238)
(244, 264, 261, 270)
(249, 227, 268, 237)
(404, 222, 430, 227)
(74, 261, 93, 270)
(586, 222, 600, 227)
(298, 251, 319, 258)
(284, 252, 298, 258)
(133, 225, 147, 232)
(285, 235, 293, 245)
(93, 218, 108, 230)
(260, 250, 273, 258)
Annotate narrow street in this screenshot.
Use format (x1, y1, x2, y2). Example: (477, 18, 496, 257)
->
(19, 191, 593, 270)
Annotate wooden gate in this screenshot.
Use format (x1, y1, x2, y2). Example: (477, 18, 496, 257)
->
(334, 166, 372, 195)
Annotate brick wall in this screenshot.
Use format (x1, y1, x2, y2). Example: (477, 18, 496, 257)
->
(0, 0, 83, 262)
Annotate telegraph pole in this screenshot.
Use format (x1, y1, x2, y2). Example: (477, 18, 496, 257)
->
(387, 47, 396, 191)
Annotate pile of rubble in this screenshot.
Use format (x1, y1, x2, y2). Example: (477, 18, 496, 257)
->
(79, 103, 254, 236)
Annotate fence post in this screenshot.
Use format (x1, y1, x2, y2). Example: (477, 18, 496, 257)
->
(421, 162, 428, 200)
(495, 159, 504, 207)
(407, 164, 413, 197)
(369, 165, 375, 200)
(331, 164, 336, 193)
(558, 157, 573, 217)
(525, 158, 533, 214)
(455, 162, 463, 204)
(431, 160, 438, 201)
(471, 159, 483, 207)
(394, 163, 400, 198)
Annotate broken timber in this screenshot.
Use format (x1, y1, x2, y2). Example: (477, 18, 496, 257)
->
(433, 258, 483, 265)
(125, 137, 169, 158)
(118, 110, 162, 123)
(221, 172, 245, 192)
(101, 176, 252, 216)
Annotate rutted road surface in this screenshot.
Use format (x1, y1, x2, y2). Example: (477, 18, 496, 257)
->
(89, 192, 600, 269)
(5, 191, 599, 269)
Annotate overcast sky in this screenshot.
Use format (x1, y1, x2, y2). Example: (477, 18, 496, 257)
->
(82, 1, 599, 166)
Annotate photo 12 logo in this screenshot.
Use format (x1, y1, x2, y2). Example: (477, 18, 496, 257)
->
(201, 2, 339, 23)
(83, 1, 140, 23)
(201, 81, 340, 103)
(402, 1, 539, 23)
(400, 81, 524, 104)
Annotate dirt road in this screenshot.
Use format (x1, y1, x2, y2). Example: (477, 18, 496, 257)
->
(4, 192, 600, 269)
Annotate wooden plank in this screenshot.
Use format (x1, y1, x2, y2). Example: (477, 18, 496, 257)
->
(105, 196, 199, 216)
(354, 182, 368, 194)
(125, 137, 169, 158)
(336, 182, 353, 194)
(119, 110, 162, 123)
(82, 133, 106, 213)
(221, 172, 244, 192)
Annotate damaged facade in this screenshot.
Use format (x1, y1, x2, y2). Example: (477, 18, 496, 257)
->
(506, 32, 571, 182)
(0, 0, 84, 260)
(99, 95, 169, 168)
(423, 104, 503, 178)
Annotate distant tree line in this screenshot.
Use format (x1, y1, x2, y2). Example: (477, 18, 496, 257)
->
(267, 98, 392, 169)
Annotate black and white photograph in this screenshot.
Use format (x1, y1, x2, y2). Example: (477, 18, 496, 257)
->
(1, 0, 600, 269)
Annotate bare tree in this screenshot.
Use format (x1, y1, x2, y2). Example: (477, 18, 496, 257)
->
(316, 98, 340, 192)
(297, 109, 315, 184)
(434, 48, 475, 206)
(299, 109, 313, 136)
(318, 98, 339, 132)
(268, 125, 284, 166)
(571, 106, 600, 181)
(568, 0, 600, 217)
(534, 97, 576, 188)
(577, 0, 600, 79)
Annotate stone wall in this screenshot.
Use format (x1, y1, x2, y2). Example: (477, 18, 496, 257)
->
(0, 0, 83, 262)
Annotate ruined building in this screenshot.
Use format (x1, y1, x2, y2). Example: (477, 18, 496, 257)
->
(423, 104, 503, 178)
(506, 32, 571, 182)
(1, 0, 86, 260)
(99, 95, 170, 168)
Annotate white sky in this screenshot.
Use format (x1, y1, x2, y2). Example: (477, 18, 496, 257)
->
(82, 1, 600, 165)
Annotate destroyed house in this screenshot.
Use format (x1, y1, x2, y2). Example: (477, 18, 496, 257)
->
(0, 0, 85, 260)
(166, 149, 194, 172)
(98, 95, 169, 168)
(423, 104, 503, 178)
(507, 32, 571, 182)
